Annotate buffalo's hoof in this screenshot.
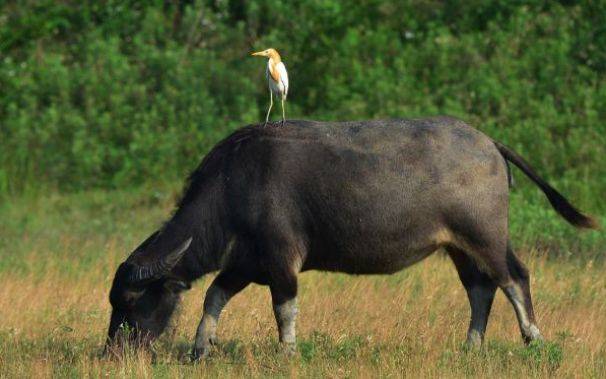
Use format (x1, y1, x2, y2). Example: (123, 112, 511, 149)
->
(191, 346, 210, 362)
(522, 325, 544, 345)
(191, 336, 218, 362)
(282, 342, 297, 357)
(465, 330, 483, 349)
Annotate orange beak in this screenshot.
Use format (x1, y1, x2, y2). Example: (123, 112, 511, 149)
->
(251, 51, 265, 57)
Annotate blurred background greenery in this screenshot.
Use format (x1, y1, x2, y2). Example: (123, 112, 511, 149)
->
(0, 0, 604, 258)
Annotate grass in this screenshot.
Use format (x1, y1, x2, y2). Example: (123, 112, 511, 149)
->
(0, 185, 604, 378)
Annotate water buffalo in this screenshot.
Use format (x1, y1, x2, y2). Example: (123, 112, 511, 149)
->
(106, 117, 597, 359)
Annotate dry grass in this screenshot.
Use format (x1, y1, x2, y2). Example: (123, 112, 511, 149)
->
(1, 188, 604, 377)
(0, 243, 604, 378)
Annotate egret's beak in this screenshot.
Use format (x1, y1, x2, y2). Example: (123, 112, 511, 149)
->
(251, 51, 265, 57)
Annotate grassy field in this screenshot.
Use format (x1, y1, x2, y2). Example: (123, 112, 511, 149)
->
(0, 186, 604, 378)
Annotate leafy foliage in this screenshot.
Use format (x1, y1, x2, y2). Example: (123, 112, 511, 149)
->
(0, 1, 603, 254)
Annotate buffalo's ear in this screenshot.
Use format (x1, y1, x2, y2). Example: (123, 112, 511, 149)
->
(164, 279, 191, 293)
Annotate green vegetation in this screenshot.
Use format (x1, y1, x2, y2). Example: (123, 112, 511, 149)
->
(1, 1, 603, 257)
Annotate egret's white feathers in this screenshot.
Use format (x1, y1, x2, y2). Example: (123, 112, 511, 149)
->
(276, 62, 289, 97)
(266, 60, 288, 100)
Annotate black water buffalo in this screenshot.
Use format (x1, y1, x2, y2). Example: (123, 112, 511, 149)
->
(106, 117, 597, 359)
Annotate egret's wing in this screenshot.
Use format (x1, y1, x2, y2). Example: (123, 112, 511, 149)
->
(276, 62, 289, 97)
(268, 60, 280, 83)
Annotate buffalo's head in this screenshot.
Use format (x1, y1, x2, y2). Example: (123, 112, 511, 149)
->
(106, 237, 192, 351)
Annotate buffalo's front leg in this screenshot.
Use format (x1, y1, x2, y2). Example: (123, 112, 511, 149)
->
(192, 272, 249, 360)
(269, 274, 298, 355)
(272, 296, 298, 353)
(261, 228, 304, 355)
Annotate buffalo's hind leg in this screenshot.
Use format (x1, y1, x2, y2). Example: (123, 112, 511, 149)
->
(456, 239, 543, 346)
(448, 247, 497, 348)
(192, 271, 250, 360)
(501, 242, 543, 344)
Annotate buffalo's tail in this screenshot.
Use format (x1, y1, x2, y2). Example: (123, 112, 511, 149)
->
(494, 141, 599, 229)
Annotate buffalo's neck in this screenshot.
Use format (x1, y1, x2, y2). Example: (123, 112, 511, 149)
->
(152, 182, 229, 283)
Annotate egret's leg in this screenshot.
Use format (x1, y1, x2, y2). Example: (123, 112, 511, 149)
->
(281, 98, 286, 127)
(264, 91, 273, 127)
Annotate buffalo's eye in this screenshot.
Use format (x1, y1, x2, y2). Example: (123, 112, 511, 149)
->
(122, 289, 145, 306)
(110, 286, 144, 309)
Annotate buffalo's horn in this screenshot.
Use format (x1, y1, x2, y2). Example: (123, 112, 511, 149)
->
(129, 237, 193, 283)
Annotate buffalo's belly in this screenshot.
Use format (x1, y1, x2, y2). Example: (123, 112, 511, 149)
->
(302, 230, 442, 275)
(303, 248, 436, 275)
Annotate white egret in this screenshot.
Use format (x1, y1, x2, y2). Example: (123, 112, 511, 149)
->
(251, 48, 289, 127)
